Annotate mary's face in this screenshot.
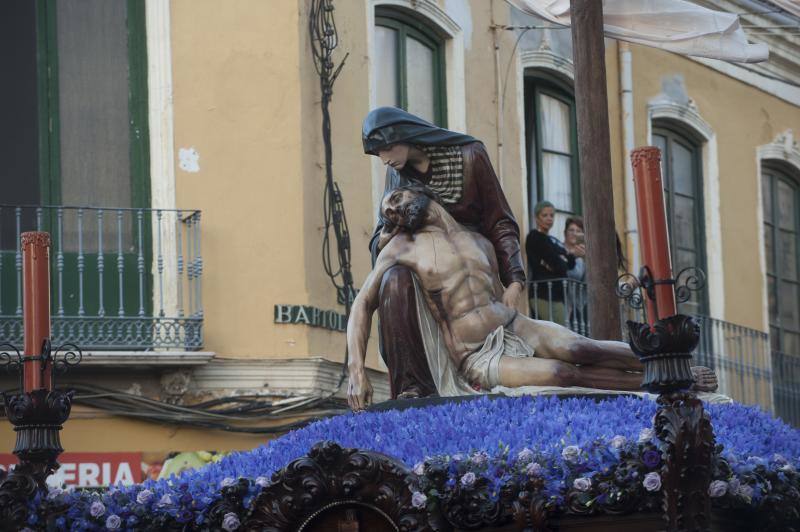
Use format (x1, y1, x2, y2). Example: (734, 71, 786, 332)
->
(376, 143, 411, 170)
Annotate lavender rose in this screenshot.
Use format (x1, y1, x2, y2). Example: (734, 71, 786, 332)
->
(638, 427, 655, 443)
(609, 435, 627, 449)
(411, 491, 427, 509)
(220, 477, 236, 488)
(222, 512, 240, 531)
(517, 448, 534, 462)
(105, 515, 121, 530)
(708, 480, 728, 498)
(89, 501, 105, 518)
(738, 484, 754, 500)
(136, 489, 154, 504)
(525, 462, 543, 476)
(255, 476, 270, 488)
(470, 451, 489, 465)
(643, 472, 662, 492)
(573, 477, 592, 492)
(460, 472, 476, 488)
(562, 445, 581, 463)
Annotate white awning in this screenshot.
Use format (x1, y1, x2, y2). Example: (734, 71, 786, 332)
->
(506, 0, 770, 63)
(769, 0, 800, 19)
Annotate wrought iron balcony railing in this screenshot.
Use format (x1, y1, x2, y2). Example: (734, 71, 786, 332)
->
(528, 279, 798, 426)
(0, 205, 203, 350)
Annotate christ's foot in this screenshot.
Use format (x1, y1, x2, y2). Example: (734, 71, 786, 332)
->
(691, 366, 718, 392)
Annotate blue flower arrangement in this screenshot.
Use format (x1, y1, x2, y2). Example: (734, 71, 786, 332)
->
(25, 395, 800, 530)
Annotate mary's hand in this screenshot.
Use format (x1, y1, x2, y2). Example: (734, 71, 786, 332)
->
(501, 281, 523, 308)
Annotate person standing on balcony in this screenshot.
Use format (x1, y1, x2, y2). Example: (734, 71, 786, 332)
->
(564, 216, 587, 282)
(525, 201, 580, 324)
(362, 107, 526, 400)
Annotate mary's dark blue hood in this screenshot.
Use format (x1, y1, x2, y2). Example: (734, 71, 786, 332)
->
(362, 107, 477, 155)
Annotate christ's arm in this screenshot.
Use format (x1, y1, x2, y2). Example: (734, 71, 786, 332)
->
(347, 237, 407, 410)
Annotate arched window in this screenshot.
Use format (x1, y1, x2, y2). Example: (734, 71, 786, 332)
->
(762, 164, 800, 355)
(524, 71, 580, 237)
(652, 123, 707, 315)
(374, 7, 447, 126)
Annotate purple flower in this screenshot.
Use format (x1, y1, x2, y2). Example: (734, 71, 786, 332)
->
(573, 477, 591, 492)
(460, 472, 476, 488)
(609, 435, 627, 449)
(643, 472, 661, 492)
(411, 491, 427, 508)
(638, 427, 655, 443)
(255, 476, 270, 488)
(136, 489, 154, 504)
(525, 462, 543, 476)
(220, 477, 236, 488)
(708, 480, 728, 498)
(562, 445, 581, 463)
(642, 450, 661, 468)
(47, 487, 64, 500)
(105, 514, 121, 530)
(222, 512, 240, 531)
(158, 494, 174, 507)
(413, 462, 425, 476)
(89, 501, 105, 518)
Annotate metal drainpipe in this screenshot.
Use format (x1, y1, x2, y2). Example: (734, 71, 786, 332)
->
(491, 0, 504, 184)
(619, 41, 640, 274)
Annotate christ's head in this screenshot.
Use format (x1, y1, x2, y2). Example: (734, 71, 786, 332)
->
(380, 185, 439, 233)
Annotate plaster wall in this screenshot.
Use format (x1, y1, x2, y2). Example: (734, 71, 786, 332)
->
(171, 0, 309, 358)
(629, 44, 800, 331)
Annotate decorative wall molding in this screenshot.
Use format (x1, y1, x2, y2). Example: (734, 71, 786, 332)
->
(191, 357, 392, 402)
(647, 97, 725, 322)
(519, 48, 574, 81)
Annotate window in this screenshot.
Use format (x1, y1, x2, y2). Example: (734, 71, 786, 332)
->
(652, 124, 707, 316)
(524, 71, 580, 237)
(0, 0, 150, 318)
(762, 165, 800, 355)
(374, 7, 447, 126)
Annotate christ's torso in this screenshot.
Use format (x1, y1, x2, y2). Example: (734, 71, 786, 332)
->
(396, 228, 515, 366)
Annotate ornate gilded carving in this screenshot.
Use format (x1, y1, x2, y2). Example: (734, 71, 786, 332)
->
(243, 441, 430, 531)
(655, 391, 715, 531)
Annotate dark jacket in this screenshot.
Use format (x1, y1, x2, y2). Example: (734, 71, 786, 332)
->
(525, 230, 576, 301)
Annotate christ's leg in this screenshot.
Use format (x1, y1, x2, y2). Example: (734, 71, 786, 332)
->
(509, 316, 642, 371)
(497, 356, 643, 391)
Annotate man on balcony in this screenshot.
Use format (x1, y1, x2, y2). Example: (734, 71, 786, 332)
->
(347, 185, 718, 410)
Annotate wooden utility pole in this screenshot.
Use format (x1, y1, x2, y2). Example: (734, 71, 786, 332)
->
(570, 0, 621, 340)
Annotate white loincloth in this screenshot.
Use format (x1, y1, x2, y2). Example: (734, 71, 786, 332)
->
(411, 274, 732, 404)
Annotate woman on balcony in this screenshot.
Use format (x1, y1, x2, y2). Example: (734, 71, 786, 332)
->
(525, 201, 582, 324)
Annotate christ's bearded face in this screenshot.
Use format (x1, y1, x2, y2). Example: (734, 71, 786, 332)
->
(381, 188, 431, 233)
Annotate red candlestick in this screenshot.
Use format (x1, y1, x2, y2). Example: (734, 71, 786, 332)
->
(22, 231, 52, 392)
(631, 147, 677, 324)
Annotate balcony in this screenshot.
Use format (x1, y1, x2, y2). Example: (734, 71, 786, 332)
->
(529, 279, 797, 427)
(0, 205, 203, 351)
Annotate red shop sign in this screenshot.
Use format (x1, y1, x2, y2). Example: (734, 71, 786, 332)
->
(0, 452, 143, 487)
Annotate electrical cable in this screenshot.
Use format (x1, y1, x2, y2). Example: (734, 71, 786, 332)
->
(309, 0, 354, 395)
(32, 384, 350, 434)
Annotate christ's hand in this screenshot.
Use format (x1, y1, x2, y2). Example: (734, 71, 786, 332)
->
(502, 281, 523, 308)
(347, 369, 374, 411)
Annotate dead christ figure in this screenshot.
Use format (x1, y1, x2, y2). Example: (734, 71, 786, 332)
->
(346, 185, 718, 410)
